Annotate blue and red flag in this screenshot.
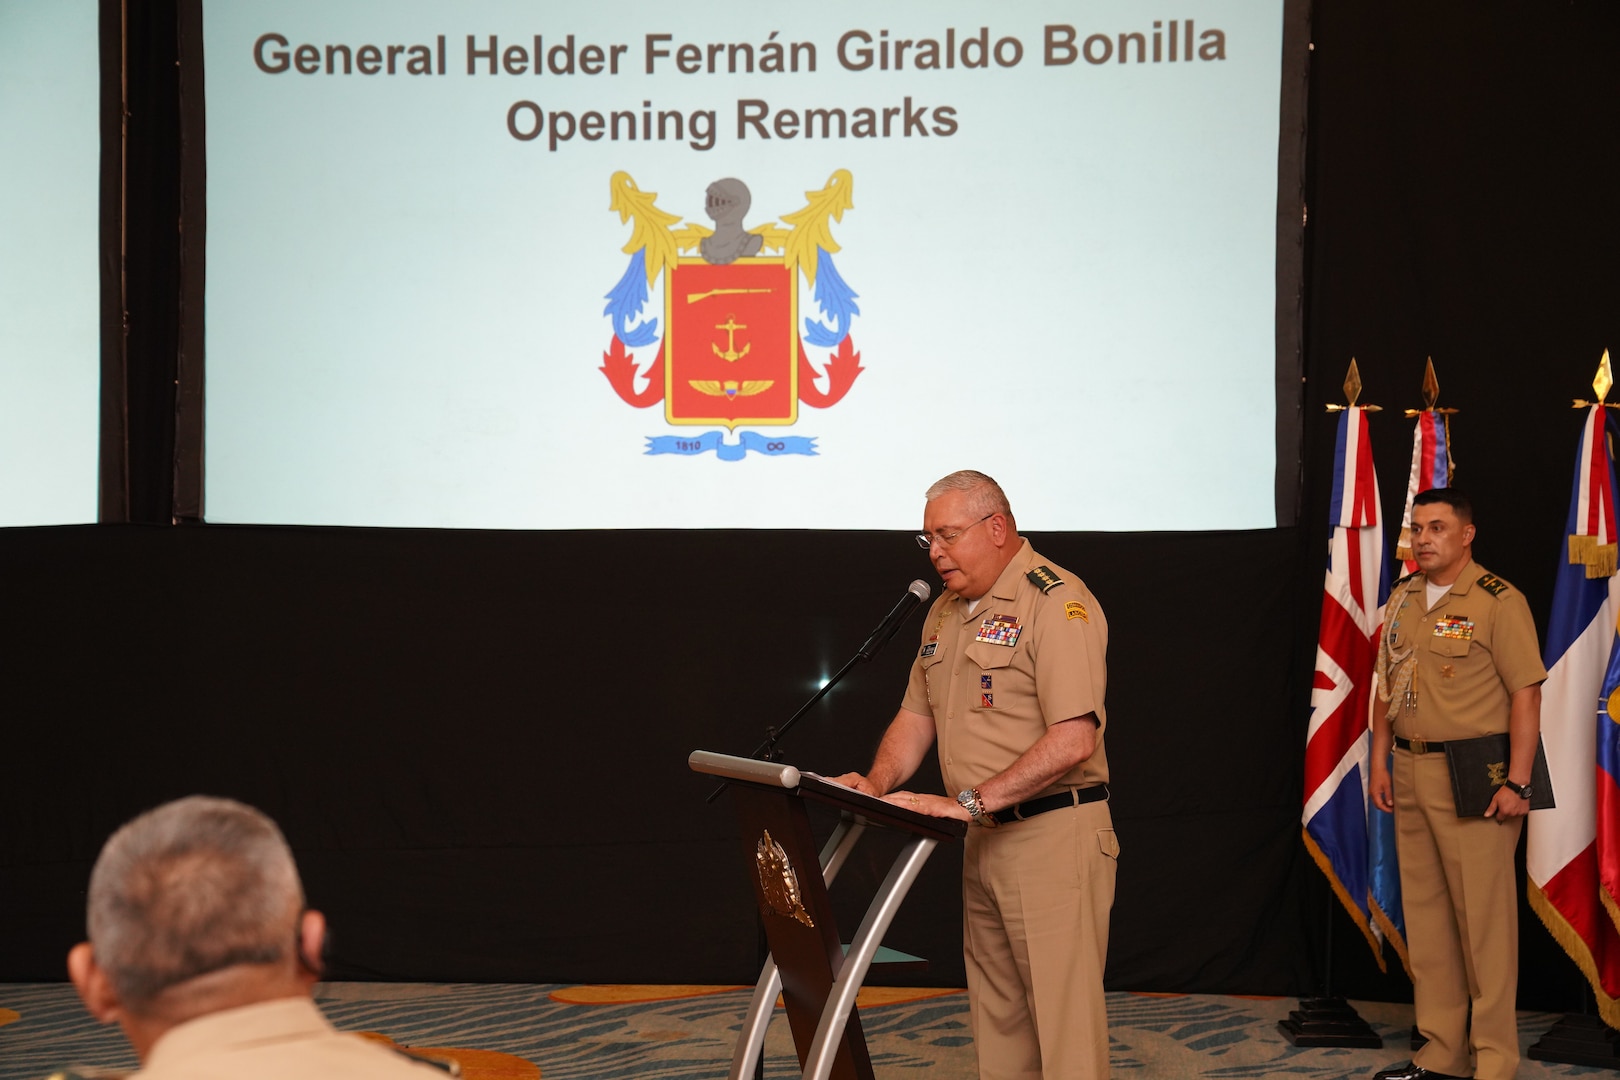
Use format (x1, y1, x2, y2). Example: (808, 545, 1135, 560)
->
(1395, 409, 1452, 575)
(1303, 406, 1394, 967)
(1529, 404, 1620, 1028)
(1590, 623, 1620, 941)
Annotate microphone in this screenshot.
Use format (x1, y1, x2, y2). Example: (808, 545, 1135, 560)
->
(708, 578, 936, 799)
(856, 579, 932, 661)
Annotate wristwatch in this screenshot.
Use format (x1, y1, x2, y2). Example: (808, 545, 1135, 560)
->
(957, 788, 1000, 828)
(1502, 779, 1532, 801)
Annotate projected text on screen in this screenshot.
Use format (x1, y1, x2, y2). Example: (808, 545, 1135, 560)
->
(203, 0, 1286, 531)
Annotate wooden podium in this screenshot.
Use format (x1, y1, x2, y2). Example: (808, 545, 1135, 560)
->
(689, 750, 966, 1080)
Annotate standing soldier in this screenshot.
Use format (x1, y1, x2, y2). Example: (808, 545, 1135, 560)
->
(1369, 487, 1546, 1080)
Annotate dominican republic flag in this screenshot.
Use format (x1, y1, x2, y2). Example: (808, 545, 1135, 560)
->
(1303, 406, 1394, 967)
(1530, 404, 1620, 1028)
(1394, 410, 1452, 574)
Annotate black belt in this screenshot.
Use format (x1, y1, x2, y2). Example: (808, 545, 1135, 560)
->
(991, 785, 1108, 825)
(1394, 735, 1450, 754)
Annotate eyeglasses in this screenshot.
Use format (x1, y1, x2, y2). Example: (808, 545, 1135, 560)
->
(916, 513, 994, 550)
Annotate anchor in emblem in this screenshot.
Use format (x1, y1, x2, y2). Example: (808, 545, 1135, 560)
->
(712, 315, 751, 362)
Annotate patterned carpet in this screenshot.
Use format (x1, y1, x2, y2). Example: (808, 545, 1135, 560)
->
(0, 982, 1610, 1079)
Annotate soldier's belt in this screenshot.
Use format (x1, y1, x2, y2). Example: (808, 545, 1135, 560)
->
(1394, 735, 1450, 754)
(990, 784, 1108, 825)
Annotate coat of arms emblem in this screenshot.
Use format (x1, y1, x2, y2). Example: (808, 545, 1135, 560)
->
(599, 170, 864, 460)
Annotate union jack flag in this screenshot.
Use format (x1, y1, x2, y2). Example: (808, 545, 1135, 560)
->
(1302, 406, 1392, 966)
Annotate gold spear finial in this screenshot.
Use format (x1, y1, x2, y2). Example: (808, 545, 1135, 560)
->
(1326, 358, 1381, 412)
(1573, 349, 1616, 409)
(1404, 356, 1460, 418)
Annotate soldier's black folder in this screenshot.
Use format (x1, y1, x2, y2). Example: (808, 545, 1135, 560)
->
(1445, 733, 1556, 816)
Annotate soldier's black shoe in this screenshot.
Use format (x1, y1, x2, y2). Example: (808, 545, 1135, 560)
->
(1371, 1063, 1469, 1080)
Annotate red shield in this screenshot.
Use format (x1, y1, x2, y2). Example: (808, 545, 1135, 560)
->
(664, 259, 797, 428)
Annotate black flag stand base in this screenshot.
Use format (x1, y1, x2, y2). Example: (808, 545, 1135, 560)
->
(1279, 894, 1384, 1048)
(1279, 997, 1386, 1048)
(1528, 1014, 1620, 1068)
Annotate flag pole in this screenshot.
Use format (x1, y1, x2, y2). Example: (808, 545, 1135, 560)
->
(1385, 359, 1465, 1052)
(1526, 350, 1620, 1067)
(1282, 360, 1384, 1048)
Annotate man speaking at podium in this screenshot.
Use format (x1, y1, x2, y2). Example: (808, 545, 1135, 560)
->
(836, 470, 1117, 1080)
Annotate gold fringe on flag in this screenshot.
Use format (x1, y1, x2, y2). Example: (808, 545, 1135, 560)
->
(1396, 528, 1414, 563)
(1568, 535, 1619, 579)
(1369, 901, 1414, 981)
(1301, 828, 1386, 973)
(1604, 885, 1620, 941)
(1528, 881, 1620, 1028)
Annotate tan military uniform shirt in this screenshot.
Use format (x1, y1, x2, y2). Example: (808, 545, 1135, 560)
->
(901, 539, 1108, 796)
(127, 997, 450, 1079)
(1380, 559, 1546, 741)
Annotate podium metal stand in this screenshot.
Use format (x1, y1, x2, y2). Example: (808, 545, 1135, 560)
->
(690, 750, 967, 1080)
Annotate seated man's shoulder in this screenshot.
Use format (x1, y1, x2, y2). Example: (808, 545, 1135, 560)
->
(319, 1032, 463, 1078)
(124, 1030, 460, 1079)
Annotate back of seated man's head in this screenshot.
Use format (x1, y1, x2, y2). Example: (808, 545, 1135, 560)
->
(70, 795, 322, 1054)
(88, 795, 303, 1009)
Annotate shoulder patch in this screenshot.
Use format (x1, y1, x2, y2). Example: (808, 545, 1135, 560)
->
(391, 1047, 460, 1074)
(1026, 565, 1065, 593)
(1476, 573, 1509, 597)
(1065, 600, 1089, 622)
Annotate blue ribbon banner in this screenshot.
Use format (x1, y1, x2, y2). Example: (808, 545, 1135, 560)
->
(645, 431, 818, 461)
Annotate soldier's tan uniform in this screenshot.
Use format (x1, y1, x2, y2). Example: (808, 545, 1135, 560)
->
(902, 540, 1117, 1080)
(116, 997, 452, 1079)
(1379, 560, 1546, 1080)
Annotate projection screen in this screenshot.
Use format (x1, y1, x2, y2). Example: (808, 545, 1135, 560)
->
(0, 0, 100, 527)
(201, 0, 1299, 530)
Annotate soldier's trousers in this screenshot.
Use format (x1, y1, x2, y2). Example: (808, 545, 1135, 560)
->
(1394, 746, 1523, 1080)
(962, 796, 1118, 1080)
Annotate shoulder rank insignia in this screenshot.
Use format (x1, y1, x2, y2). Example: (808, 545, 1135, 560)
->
(390, 1048, 460, 1075)
(1393, 570, 1420, 588)
(1476, 573, 1509, 597)
(1026, 565, 1064, 593)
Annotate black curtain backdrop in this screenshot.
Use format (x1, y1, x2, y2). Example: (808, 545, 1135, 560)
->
(4, 0, 1618, 1012)
(0, 524, 1311, 991)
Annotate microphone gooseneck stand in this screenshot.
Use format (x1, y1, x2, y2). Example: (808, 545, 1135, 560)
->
(706, 581, 929, 803)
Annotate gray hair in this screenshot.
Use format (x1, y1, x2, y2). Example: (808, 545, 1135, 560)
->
(924, 470, 1015, 528)
(86, 796, 304, 1007)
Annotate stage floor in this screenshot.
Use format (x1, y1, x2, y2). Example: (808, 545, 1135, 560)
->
(0, 982, 1608, 1079)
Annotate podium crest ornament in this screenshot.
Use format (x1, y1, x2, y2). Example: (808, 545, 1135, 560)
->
(756, 829, 815, 927)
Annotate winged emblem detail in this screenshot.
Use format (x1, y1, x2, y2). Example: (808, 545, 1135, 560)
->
(689, 380, 775, 399)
